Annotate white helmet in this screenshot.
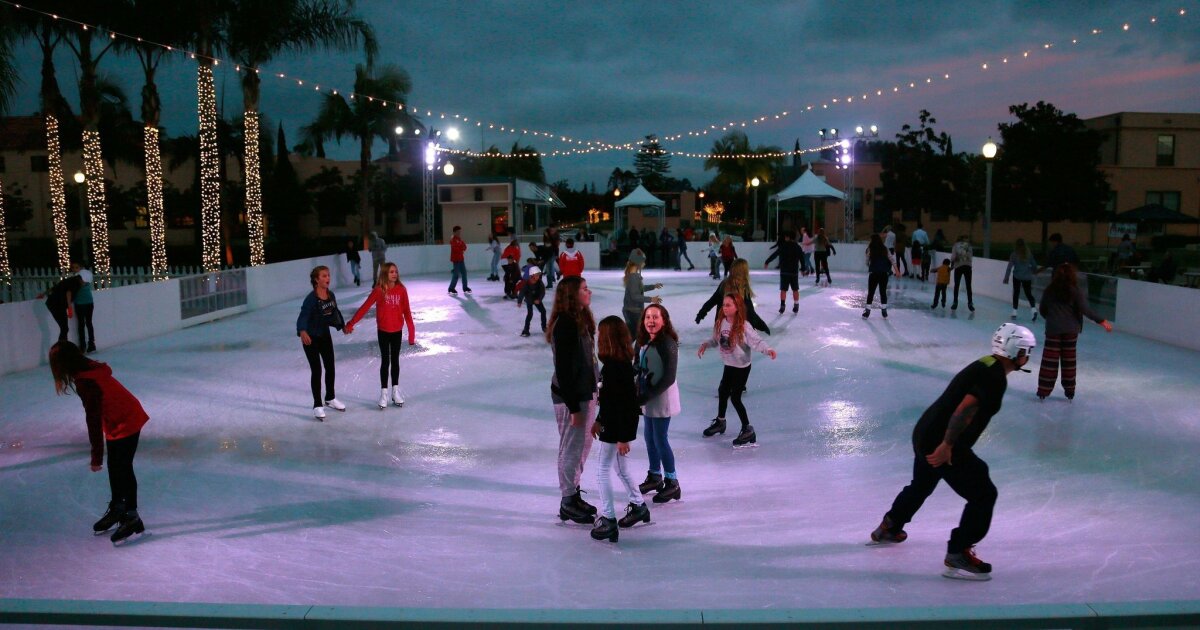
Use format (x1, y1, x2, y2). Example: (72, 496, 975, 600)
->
(992, 323, 1037, 360)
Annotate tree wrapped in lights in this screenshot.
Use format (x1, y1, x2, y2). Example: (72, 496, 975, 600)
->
(198, 63, 222, 272)
(144, 126, 168, 279)
(45, 115, 72, 275)
(0, 177, 10, 285)
(81, 130, 112, 281)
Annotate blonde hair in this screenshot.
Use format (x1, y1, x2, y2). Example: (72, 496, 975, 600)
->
(376, 262, 399, 289)
(725, 258, 753, 298)
(623, 261, 642, 286)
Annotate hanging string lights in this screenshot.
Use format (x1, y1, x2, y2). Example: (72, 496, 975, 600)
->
(197, 64, 222, 273)
(243, 112, 265, 267)
(44, 115, 71, 276)
(144, 126, 168, 280)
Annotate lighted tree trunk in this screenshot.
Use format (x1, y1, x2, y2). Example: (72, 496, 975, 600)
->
(39, 24, 70, 275)
(242, 71, 265, 266)
(0, 176, 10, 283)
(197, 60, 222, 272)
(140, 61, 168, 280)
(77, 29, 112, 285)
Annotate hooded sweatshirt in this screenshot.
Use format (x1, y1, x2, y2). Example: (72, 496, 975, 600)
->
(75, 362, 149, 466)
(346, 283, 416, 342)
(557, 246, 585, 277)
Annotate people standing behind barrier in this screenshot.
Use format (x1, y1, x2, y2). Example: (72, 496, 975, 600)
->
(950, 236, 975, 312)
(1036, 263, 1113, 401)
(659, 228, 676, 269)
(719, 236, 737, 278)
(1146, 252, 1177, 284)
(1003, 239, 1039, 321)
(1041, 233, 1079, 273)
(1115, 233, 1135, 274)
(344, 262, 415, 410)
(813, 229, 836, 286)
(487, 233, 502, 282)
(345, 239, 362, 287)
(542, 225, 561, 287)
(73, 262, 96, 352)
(447, 226, 471, 296)
(368, 231, 387, 283)
(623, 259, 662, 337)
(297, 266, 345, 420)
(932, 229, 948, 253)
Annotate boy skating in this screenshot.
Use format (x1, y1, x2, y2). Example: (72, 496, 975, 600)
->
(870, 323, 1037, 581)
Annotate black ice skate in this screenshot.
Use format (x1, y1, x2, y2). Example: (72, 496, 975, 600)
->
(573, 487, 597, 515)
(943, 546, 992, 581)
(703, 418, 727, 437)
(732, 425, 757, 448)
(867, 515, 908, 546)
(590, 516, 618, 542)
(618, 502, 651, 528)
(558, 498, 594, 525)
(652, 478, 680, 503)
(110, 510, 146, 546)
(638, 472, 664, 494)
(93, 501, 125, 535)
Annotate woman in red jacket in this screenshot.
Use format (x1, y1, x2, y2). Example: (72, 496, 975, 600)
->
(50, 341, 149, 546)
(345, 262, 416, 409)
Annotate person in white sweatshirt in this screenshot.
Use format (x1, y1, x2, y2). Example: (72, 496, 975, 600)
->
(697, 294, 777, 447)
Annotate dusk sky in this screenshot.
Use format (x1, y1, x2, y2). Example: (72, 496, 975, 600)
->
(7, 0, 1200, 189)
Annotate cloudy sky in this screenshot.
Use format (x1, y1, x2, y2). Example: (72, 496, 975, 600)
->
(7, 0, 1199, 188)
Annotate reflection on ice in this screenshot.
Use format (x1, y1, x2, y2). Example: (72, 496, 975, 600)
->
(816, 399, 877, 457)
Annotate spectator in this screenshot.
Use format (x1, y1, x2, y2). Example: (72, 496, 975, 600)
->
(1041, 233, 1079, 273)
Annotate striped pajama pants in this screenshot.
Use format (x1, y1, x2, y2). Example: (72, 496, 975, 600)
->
(1037, 333, 1078, 398)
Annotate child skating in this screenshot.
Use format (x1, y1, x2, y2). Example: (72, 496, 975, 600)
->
(697, 294, 777, 447)
(931, 259, 951, 309)
(344, 262, 416, 409)
(518, 266, 547, 337)
(589, 316, 650, 543)
(50, 341, 150, 546)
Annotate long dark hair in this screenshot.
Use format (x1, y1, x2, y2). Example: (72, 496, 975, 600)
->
(1045, 262, 1078, 304)
(867, 234, 887, 260)
(545, 276, 595, 343)
(636, 303, 680, 347)
(597, 315, 634, 364)
(49, 341, 97, 395)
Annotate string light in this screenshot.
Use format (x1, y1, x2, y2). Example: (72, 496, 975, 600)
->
(144, 126, 168, 280)
(198, 64, 222, 272)
(243, 112, 265, 266)
(0, 176, 10, 283)
(435, 141, 844, 160)
(81, 130, 111, 284)
(44, 115, 71, 275)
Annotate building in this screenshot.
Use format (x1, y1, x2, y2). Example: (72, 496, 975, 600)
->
(436, 177, 565, 243)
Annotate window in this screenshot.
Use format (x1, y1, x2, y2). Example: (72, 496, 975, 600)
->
(1156, 135, 1175, 167)
(30, 155, 49, 172)
(135, 205, 149, 228)
(1145, 191, 1181, 212)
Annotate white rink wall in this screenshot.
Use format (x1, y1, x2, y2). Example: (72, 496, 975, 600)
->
(1, 242, 599, 376)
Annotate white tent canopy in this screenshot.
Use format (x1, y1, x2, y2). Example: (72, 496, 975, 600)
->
(613, 184, 665, 233)
(768, 170, 846, 241)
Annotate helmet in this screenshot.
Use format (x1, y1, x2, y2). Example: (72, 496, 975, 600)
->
(992, 323, 1037, 360)
(528, 266, 542, 276)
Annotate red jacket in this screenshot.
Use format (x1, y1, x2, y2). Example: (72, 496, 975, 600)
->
(557, 249, 585, 277)
(346, 283, 415, 342)
(75, 363, 149, 467)
(720, 242, 737, 262)
(501, 243, 522, 264)
(450, 236, 467, 263)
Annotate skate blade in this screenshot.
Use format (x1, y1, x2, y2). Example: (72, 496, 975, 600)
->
(942, 567, 991, 581)
(112, 531, 149, 547)
(865, 539, 903, 547)
(555, 520, 595, 528)
(732, 443, 759, 449)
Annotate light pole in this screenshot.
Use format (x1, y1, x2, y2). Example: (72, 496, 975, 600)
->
(73, 171, 87, 263)
(982, 138, 997, 258)
(847, 125, 878, 242)
(751, 177, 760, 240)
(698, 190, 706, 234)
(613, 188, 621, 234)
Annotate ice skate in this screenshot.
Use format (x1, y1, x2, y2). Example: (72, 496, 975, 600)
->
(324, 398, 346, 412)
(313, 406, 325, 420)
(652, 478, 680, 503)
(391, 385, 404, 407)
(558, 498, 594, 525)
(862, 307, 870, 319)
(93, 501, 124, 535)
(943, 547, 992, 581)
(378, 388, 389, 410)
(1011, 308, 1019, 319)
(792, 303, 799, 314)
(520, 330, 531, 337)
(968, 303, 975, 312)
(1031, 306, 1039, 322)
(618, 502, 651, 528)
(881, 308, 888, 319)
(867, 515, 908, 546)
(732, 425, 757, 448)
(778, 303, 785, 314)
(703, 417, 726, 437)
(110, 510, 146, 546)
(572, 487, 597, 515)
(448, 289, 458, 295)
(638, 473, 663, 494)
(590, 516, 618, 542)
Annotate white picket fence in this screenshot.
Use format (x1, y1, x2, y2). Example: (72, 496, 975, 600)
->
(0, 265, 238, 304)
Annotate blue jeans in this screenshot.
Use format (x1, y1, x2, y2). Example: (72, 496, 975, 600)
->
(449, 261, 469, 291)
(490, 251, 500, 278)
(644, 416, 676, 478)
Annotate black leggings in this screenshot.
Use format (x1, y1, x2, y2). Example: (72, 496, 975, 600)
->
(107, 432, 140, 510)
(718, 364, 752, 427)
(77, 303, 95, 348)
(953, 265, 973, 306)
(302, 333, 336, 407)
(885, 448, 997, 554)
(377, 330, 403, 387)
(47, 300, 69, 341)
(867, 272, 889, 305)
(1011, 279, 1035, 309)
(814, 252, 832, 284)
(525, 301, 547, 333)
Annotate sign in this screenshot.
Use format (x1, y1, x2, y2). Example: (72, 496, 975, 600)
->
(1108, 222, 1137, 239)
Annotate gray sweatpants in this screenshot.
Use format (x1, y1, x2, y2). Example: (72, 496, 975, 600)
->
(555, 397, 597, 497)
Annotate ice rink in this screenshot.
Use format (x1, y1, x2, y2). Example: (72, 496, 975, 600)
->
(2, 268, 1198, 610)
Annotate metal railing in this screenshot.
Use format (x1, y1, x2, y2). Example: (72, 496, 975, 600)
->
(0, 266, 223, 304)
(179, 268, 248, 320)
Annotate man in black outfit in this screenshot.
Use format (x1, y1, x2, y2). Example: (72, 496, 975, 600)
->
(763, 230, 803, 314)
(870, 323, 1037, 581)
(1041, 232, 1080, 273)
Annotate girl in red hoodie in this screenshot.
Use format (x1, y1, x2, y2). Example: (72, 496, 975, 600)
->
(50, 341, 149, 545)
(345, 262, 416, 409)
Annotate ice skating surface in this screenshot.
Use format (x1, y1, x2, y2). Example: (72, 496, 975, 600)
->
(2, 269, 1198, 610)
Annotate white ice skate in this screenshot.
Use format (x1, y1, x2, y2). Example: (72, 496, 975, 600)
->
(392, 385, 405, 407)
(314, 406, 326, 420)
(378, 388, 389, 410)
(324, 398, 346, 412)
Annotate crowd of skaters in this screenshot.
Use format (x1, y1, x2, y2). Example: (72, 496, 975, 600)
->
(42, 220, 1116, 579)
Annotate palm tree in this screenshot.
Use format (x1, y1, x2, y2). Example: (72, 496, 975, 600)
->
(703, 131, 783, 228)
(306, 63, 418, 236)
(0, 21, 17, 281)
(189, 0, 224, 271)
(225, 0, 376, 266)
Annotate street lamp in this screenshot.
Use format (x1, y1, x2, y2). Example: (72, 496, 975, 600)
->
(982, 138, 998, 258)
(751, 177, 761, 240)
(73, 171, 87, 262)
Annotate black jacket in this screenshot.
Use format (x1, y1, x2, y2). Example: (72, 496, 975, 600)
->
(550, 316, 597, 413)
(597, 360, 639, 444)
(764, 241, 803, 275)
(695, 280, 770, 335)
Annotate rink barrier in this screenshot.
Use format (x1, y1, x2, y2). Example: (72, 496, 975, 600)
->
(1, 598, 1199, 628)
